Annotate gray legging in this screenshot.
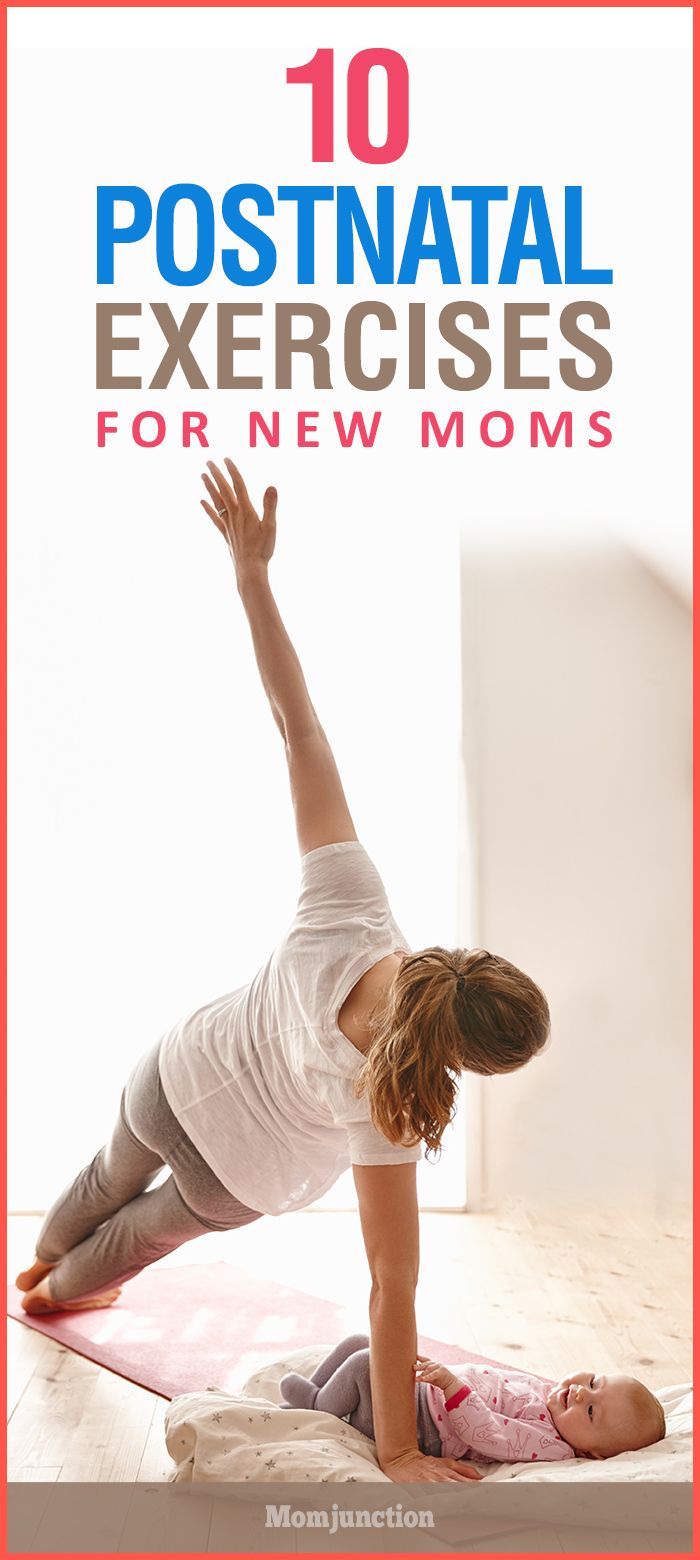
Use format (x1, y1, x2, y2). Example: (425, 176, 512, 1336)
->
(35, 1040, 263, 1302)
(279, 1333, 442, 1456)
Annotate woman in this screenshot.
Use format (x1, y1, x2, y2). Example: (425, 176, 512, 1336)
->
(16, 459, 550, 1484)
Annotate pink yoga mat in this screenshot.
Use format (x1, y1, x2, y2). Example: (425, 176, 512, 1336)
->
(7, 1263, 521, 1401)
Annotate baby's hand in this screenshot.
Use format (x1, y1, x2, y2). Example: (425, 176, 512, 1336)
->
(414, 1355, 463, 1400)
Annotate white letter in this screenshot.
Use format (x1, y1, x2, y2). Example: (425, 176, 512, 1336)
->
(265, 1505, 289, 1528)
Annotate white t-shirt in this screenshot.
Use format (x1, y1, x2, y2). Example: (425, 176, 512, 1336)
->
(157, 841, 423, 1215)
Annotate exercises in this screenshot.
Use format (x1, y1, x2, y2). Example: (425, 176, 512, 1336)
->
(17, 460, 550, 1483)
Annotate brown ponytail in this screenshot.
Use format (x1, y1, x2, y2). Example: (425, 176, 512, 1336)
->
(353, 946, 551, 1156)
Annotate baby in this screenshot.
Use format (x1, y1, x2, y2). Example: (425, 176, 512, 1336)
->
(280, 1333, 666, 1465)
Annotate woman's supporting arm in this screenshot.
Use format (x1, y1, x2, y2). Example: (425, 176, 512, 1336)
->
(353, 1163, 481, 1484)
(368, 1277, 421, 1463)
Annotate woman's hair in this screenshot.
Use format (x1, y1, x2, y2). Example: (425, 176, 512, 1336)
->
(353, 947, 551, 1156)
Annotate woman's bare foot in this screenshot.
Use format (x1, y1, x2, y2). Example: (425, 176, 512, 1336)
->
(15, 1257, 56, 1292)
(21, 1276, 122, 1315)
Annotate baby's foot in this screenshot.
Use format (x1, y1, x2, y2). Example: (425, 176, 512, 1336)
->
(21, 1275, 122, 1315)
(279, 1371, 318, 1409)
(15, 1257, 56, 1292)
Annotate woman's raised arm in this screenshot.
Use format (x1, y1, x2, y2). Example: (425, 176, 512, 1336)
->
(201, 459, 358, 856)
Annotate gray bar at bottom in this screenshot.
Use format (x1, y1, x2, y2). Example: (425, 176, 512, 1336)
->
(6, 1480, 692, 1555)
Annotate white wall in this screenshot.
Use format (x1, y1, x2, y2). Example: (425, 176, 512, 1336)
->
(459, 541, 692, 1211)
(8, 462, 462, 1210)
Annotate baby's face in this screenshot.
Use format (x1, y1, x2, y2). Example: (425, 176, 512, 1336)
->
(546, 1371, 648, 1458)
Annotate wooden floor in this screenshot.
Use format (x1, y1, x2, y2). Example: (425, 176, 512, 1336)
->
(7, 1200, 692, 1550)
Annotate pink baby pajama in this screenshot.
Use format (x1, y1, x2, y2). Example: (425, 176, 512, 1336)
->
(425, 1363, 575, 1463)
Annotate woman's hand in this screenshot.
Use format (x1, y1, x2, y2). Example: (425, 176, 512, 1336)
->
(380, 1449, 482, 1483)
(415, 1355, 463, 1399)
(200, 458, 277, 585)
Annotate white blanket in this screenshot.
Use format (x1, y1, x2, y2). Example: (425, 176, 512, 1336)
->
(165, 1344, 692, 1487)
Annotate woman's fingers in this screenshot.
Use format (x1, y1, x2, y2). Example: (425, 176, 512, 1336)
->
(382, 1450, 481, 1485)
(206, 459, 237, 511)
(201, 460, 277, 568)
(260, 486, 277, 563)
(223, 457, 251, 506)
(200, 498, 228, 539)
(202, 472, 228, 512)
(433, 1456, 473, 1480)
(445, 1458, 482, 1481)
